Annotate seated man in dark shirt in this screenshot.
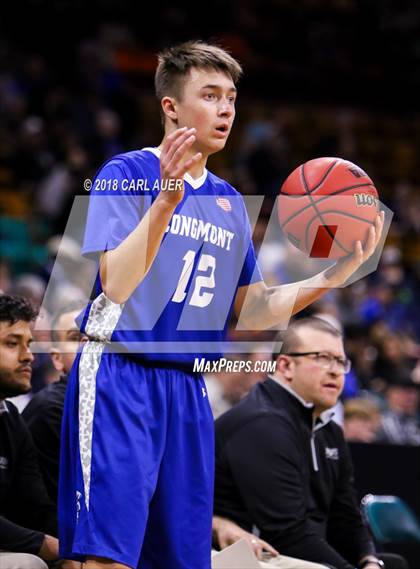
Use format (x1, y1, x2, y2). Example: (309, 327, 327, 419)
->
(23, 302, 87, 504)
(215, 317, 407, 569)
(376, 375, 420, 446)
(0, 294, 58, 568)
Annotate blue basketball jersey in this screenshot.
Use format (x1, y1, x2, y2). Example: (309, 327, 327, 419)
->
(80, 147, 262, 368)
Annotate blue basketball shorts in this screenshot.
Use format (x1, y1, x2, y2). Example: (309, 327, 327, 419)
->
(58, 343, 214, 569)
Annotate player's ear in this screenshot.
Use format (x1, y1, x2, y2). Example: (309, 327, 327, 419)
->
(50, 347, 64, 373)
(161, 96, 178, 123)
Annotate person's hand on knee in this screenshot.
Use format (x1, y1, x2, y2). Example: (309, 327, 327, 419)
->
(213, 516, 279, 560)
(38, 534, 59, 561)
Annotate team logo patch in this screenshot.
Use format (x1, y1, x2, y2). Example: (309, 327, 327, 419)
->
(325, 447, 339, 460)
(216, 197, 232, 212)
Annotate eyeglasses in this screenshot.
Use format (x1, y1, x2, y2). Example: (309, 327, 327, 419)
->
(285, 351, 351, 374)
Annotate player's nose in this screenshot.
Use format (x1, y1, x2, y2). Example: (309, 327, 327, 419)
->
(218, 99, 234, 117)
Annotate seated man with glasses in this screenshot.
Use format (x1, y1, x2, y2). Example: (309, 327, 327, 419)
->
(214, 317, 407, 569)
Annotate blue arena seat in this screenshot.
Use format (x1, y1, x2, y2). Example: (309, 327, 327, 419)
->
(362, 494, 420, 544)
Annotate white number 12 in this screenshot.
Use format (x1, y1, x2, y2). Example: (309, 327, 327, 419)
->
(172, 250, 216, 308)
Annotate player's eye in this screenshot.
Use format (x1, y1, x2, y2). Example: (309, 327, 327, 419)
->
(6, 341, 18, 348)
(204, 93, 216, 100)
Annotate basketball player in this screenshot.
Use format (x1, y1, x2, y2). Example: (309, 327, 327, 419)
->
(58, 41, 384, 569)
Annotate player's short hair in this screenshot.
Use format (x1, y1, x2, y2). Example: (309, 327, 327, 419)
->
(272, 317, 343, 361)
(50, 301, 85, 344)
(155, 40, 243, 105)
(0, 294, 37, 325)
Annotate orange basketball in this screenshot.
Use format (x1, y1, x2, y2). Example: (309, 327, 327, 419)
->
(278, 157, 379, 259)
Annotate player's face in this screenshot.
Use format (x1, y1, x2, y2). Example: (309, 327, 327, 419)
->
(285, 328, 345, 415)
(0, 320, 34, 398)
(51, 310, 87, 375)
(175, 68, 236, 155)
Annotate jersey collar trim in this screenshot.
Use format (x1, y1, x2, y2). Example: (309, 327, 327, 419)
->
(142, 147, 208, 190)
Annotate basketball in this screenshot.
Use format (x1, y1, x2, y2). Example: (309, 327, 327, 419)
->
(278, 157, 379, 259)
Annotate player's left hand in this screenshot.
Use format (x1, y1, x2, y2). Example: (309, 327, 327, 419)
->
(325, 211, 384, 287)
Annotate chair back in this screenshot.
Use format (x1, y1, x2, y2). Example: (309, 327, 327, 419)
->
(362, 494, 420, 543)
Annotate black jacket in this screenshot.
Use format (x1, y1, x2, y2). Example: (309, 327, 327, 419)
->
(0, 400, 57, 554)
(23, 375, 68, 504)
(214, 379, 375, 569)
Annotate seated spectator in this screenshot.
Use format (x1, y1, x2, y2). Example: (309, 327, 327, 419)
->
(215, 317, 407, 569)
(205, 355, 245, 419)
(343, 398, 382, 443)
(0, 294, 58, 568)
(206, 349, 272, 419)
(372, 332, 417, 392)
(23, 302, 87, 503)
(376, 376, 420, 446)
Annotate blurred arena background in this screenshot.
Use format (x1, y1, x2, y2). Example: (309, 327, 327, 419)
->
(0, 0, 419, 560)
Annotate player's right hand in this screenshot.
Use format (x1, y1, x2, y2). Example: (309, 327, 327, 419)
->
(325, 211, 384, 287)
(158, 126, 202, 206)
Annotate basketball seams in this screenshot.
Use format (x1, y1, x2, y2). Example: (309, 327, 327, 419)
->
(280, 181, 372, 197)
(279, 158, 379, 260)
(308, 159, 339, 194)
(279, 182, 376, 229)
(304, 209, 376, 256)
(310, 209, 377, 225)
(280, 159, 337, 196)
(310, 181, 373, 197)
(304, 215, 350, 256)
(300, 164, 350, 255)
